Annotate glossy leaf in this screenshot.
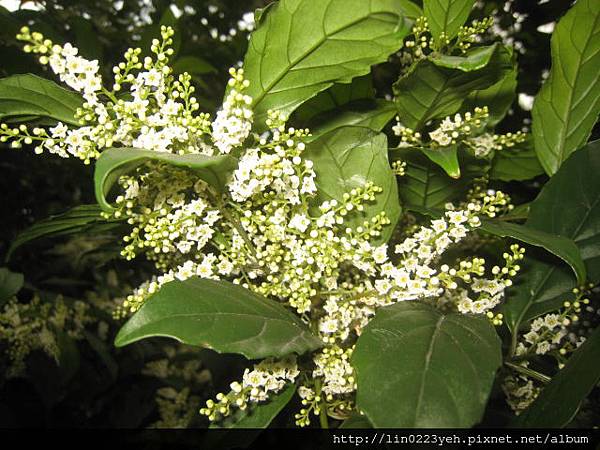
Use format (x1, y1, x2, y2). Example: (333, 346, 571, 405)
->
(244, 0, 415, 126)
(304, 126, 401, 244)
(430, 44, 498, 72)
(0, 268, 24, 305)
(424, 0, 475, 42)
(94, 148, 237, 211)
(421, 145, 460, 178)
(531, 0, 600, 175)
(353, 302, 501, 427)
(394, 45, 512, 129)
(115, 277, 322, 359)
(513, 326, 600, 427)
(504, 141, 600, 332)
(0, 74, 82, 125)
(465, 54, 517, 127)
(294, 75, 374, 123)
(489, 138, 544, 182)
(6, 204, 121, 261)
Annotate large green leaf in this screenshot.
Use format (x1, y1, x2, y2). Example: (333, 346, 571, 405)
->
(94, 148, 237, 211)
(212, 384, 296, 429)
(6, 204, 121, 261)
(531, 0, 600, 175)
(353, 302, 502, 427)
(0, 74, 82, 126)
(504, 141, 600, 332)
(243, 0, 417, 126)
(303, 126, 401, 244)
(293, 75, 396, 140)
(424, 0, 475, 42)
(114, 277, 322, 359)
(489, 137, 544, 182)
(0, 268, 24, 306)
(306, 99, 396, 142)
(513, 326, 600, 428)
(294, 75, 375, 123)
(393, 45, 512, 129)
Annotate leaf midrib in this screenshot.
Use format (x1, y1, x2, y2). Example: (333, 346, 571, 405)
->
(413, 314, 445, 425)
(252, 3, 393, 109)
(546, 8, 600, 171)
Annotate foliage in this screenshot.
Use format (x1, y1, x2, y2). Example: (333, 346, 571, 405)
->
(0, 0, 598, 432)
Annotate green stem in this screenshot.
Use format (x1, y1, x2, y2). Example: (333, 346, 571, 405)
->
(101, 88, 119, 104)
(505, 361, 551, 384)
(319, 406, 330, 429)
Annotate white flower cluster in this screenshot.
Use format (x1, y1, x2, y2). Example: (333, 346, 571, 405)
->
(212, 69, 253, 154)
(503, 290, 593, 413)
(3, 26, 531, 427)
(200, 356, 299, 421)
(392, 107, 527, 158)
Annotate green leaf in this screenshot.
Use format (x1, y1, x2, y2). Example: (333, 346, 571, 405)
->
(340, 413, 372, 428)
(212, 384, 296, 429)
(0, 74, 82, 126)
(172, 56, 217, 75)
(513, 326, 600, 428)
(303, 126, 401, 244)
(430, 44, 498, 72)
(478, 220, 585, 284)
(114, 277, 322, 359)
(465, 54, 517, 127)
(394, 45, 512, 129)
(243, 0, 415, 126)
(531, 0, 600, 175)
(6, 204, 121, 261)
(294, 75, 375, 123)
(70, 17, 103, 61)
(94, 148, 237, 211)
(353, 302, 501, 427)
(306, 99, 397, 142)
(499, 202, 530, 222)
(396, 149, 488, 208)
(489, 137, 544, 182)
(503, 140, 600, 332)
(0, 268, 24, 305)
(424, 0, 475, 42)
(293, 76, 397, 139)
(421, 145, 460, 178)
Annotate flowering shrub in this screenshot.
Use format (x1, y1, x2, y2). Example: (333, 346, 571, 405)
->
(1, 0, 599, 429)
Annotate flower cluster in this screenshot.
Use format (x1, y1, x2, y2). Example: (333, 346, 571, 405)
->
(455, 17, 495, 53)
(2, 26, 214, 163)
(0, 295, 92, 377)
(3, 26, 535, 428)
(393, 107, 527, 158)
(503, 287, 596, 413)
(200, 356, 299, 421)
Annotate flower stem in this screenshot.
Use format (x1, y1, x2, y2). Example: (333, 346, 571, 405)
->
(505, 361, 551, 384)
